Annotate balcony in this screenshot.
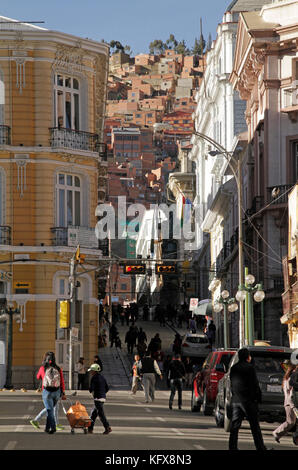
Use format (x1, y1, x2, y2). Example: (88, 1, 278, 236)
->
(0, 125, 11, 145)
(267, 184, 294, 205)
(0, 226, 11, 245)
(51, 226, 99, 249)
(49, 127, 101, 153)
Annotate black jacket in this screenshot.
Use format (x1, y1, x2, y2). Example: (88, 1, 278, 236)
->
(230, 360, 262, 404)
(89, 373, 109, 400)
(140, 357, 156, 374)
(168, 360, 186, 380)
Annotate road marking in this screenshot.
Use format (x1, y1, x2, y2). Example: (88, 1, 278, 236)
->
(4, 441, 17, 450)
(156, 417, 166, 422)
(194, 444, 205, 450)
(171, 427, 184, 436)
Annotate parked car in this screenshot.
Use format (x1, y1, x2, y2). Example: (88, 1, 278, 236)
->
(181, 333, 211, 359)
(214, 345, 294, 430)
(191, 349, 236, 414)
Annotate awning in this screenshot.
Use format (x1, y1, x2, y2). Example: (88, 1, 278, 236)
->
(193, 299, 213, 316)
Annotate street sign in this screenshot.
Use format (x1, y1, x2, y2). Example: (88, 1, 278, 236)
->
(71, 327, 79, 341)
(189, 298, 199, 311)
(13, 281, 31, 289)
(59, 300, 70, 329)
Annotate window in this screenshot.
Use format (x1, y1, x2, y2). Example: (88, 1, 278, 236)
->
(57, 173, 81, 227)
(121, 284, 127, 290)
(54, 74, 80, 130)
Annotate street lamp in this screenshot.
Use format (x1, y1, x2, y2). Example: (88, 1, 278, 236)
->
(192, 131, 245, 347)
(0, 305, 21, 389)
(213, 290, 238, 349)
(236, 272, 265, 345)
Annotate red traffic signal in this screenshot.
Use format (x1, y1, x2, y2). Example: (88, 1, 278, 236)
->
(155, 264, 177, 274)
(123, 264, 146, 275)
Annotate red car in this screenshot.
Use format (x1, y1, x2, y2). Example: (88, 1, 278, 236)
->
(191, 349, 236, 415)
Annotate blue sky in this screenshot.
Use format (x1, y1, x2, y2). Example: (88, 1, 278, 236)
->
(0, 0, 228, 54)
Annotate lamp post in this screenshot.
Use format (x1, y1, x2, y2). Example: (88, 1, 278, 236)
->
(236, 272, 265, 345)
(192, 131, 245, 347)
(0, 305, 21, 389)
(213, 290, 238, 349)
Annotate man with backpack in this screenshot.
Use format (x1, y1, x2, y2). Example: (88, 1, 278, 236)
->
(168, 354, 186, 410)
(36, 351, 66, 434)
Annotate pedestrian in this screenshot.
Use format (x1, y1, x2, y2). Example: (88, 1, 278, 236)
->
(125, 326, 136, 354)
(137, 339, 147, 358)
(130, 354, 143, 395)
(35, 351, 66, 434)
(163, 355, 173, 388)
(184, 357, 194, 388)
(172, 333, 182, 355)
(76, 357, 87, 390)
(273, 361, 297, 443)
(115, 334, 122, 349)
(290, 364, 298, 445)
(109, 323, 118, 347)
(139, 353, 163, 403)
(87, 363, 112, 435)
(206, 320, 216, 349)
(189, 317, 197, 333)
(137, 327, 147, 344)
(168, 354, 186, 410)
(228, 348, 267, 451)
(94, 354, 103, 371)
(143, 304, 149, 321)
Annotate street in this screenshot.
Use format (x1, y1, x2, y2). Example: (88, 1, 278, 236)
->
(0, 316, 296, 453)
(0, 389, 295, 451)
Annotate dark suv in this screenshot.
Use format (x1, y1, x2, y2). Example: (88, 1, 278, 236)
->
(214, 345, 293, 430)
(191, 349, 236, 415)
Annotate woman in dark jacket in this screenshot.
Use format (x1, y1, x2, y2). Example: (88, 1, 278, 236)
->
(88, 363, 112, 435)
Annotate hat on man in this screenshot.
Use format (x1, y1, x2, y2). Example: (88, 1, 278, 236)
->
(88, 363, 101, 372)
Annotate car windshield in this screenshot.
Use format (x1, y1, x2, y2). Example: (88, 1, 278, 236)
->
(219, 354, 234, 370)
(186, 336, 208, 344)
(251, 351, 291, 374)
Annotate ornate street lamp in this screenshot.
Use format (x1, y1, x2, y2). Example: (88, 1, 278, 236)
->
(191, 131, 245, 347)
(213, 290, 238, 349)
(236, 272, 265, 345)
(0, 305, 21, 389)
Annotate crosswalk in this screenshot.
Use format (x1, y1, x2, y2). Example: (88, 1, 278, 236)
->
(0, 390, 295, 451)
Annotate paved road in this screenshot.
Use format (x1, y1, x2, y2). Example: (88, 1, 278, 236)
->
(0, 389, 296, 451)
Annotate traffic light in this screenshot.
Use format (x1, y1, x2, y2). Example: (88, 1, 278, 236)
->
(75, 245, 86, 264)
(123, 264, 146, 275)
(155, 264, 177, 274)
(59, 300, 70, 328)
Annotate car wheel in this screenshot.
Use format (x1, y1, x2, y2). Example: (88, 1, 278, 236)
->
(202, 389, 213, 416)
(191, 390, 201, 412)
(214, 396, 224, 428)
(224, 402, 231, 432)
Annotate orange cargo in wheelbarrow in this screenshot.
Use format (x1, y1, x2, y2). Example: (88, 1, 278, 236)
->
(62, 400, 91, 434)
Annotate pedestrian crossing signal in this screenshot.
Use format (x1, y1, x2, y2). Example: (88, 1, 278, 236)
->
(155, 264, 177, 274)
(123, 264, 146, 274)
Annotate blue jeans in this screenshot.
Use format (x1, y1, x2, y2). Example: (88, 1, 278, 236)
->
(35, 399, 60, 425)
(42, 389, 61, 432)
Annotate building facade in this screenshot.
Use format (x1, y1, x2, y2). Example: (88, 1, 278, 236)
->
(0, 18, 109, 388)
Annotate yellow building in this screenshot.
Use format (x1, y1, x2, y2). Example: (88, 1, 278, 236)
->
(0, 17, 109, 388)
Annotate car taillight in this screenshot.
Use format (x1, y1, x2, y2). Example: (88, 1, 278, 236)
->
(210, 372, 221, 383)
(182, 343, 189, 347)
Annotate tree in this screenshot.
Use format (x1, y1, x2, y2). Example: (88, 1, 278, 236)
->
(175, 40, 190, 56)
(149, 39, 166, 55)
(110, 40, 125, 53)
(166, 34, 178, 50)
(192, 36, 205, 56)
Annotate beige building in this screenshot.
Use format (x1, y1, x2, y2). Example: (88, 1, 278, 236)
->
(0, 17, 109, 388)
